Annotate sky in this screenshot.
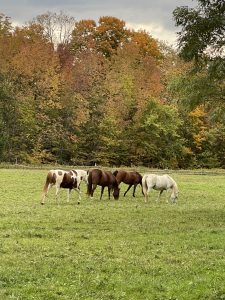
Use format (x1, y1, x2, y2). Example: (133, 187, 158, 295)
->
(0, 0, 196, 46)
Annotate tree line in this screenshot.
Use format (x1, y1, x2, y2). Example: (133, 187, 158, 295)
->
(0, 0, 224, 168)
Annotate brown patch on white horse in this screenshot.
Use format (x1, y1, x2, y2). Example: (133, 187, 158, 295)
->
(41, 169, 81, 205)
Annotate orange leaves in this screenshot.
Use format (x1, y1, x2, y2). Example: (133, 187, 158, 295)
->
(7, 25, 61, 107)
(71, 19, 97, 52)
(96, 16, 128, 56)
(72, 16, 134, 57)
(131, 30, 161, 59)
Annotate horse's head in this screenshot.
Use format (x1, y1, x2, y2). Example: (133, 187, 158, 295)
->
(113, 186, 120, 200)
(171, 184, 179, 203)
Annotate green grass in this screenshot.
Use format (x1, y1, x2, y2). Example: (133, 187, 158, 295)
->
(1, 168, 225, 299)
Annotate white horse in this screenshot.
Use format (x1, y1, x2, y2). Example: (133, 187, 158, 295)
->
(41, 169, 82, 205)
(142, 174, 179, 203)
(74, 169, 89, 187)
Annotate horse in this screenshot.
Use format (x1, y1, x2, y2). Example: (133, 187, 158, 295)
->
(87, 169, 120, 200)
(41, 169, 82, 205)
(74, 169, 89, 187)
(113, 170, 142, 197)
(142, 174, 179, 203)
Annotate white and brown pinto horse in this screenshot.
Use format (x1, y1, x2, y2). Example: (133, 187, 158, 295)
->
(41, 169, 83, 205)
(142, 174, 179, 203)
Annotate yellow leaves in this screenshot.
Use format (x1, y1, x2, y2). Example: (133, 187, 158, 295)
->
(189, 105, 208, 150)
(183, 147, 194, 155)
(37, 66, 61, 100)
(193, 133, 206, 149)
(189, 105, 207, 118)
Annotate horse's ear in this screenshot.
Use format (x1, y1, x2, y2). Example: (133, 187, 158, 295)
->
(113, 170, 118, 176)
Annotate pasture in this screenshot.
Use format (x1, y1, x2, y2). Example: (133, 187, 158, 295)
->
(0, 168, 225, 300)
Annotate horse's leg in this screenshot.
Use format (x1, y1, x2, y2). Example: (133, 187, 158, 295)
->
(146, 186, 155, 203)
(74, 187, 81, 204)
(41, 183, 51, 205)
(124, 184, 132, 197)
(41, 179, 54, 204)
(100, 186, 105, 200)
(156, 190, 163, 203)
(91, 184, 97, 198)
(108, 187, 111, 200)
(133, 184, 138, 197)
(143, 191, 148, 203)
(67, 189, 71, 202)
(140, 182, 144, 196)
(55, 185, 60, 205)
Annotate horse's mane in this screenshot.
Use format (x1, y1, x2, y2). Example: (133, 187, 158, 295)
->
(113, 170, 118, 177)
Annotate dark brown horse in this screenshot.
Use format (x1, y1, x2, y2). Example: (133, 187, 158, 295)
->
(87, 169, 120, 200)
(113, 170, 142, 197)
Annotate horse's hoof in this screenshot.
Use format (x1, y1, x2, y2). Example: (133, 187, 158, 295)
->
(41, 203, 44, 205)
(77, 202, 80, 205)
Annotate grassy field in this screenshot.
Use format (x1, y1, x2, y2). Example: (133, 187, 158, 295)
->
(0, 168, 225, 300)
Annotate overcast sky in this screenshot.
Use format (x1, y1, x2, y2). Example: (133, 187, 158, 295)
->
(0, 0, 196, 45)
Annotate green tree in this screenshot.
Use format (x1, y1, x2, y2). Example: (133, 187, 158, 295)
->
(173, 0, 225, 100)
(0, 13, 12, 36)
(136, 99, 184, 168)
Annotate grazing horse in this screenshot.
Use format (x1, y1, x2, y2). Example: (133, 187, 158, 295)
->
(142, 174, 179, 203)
(41, 169, 81, 205)
(113, 170, 142, 197)
(87, 169, 120, 200)
(74, 169, 89, 187)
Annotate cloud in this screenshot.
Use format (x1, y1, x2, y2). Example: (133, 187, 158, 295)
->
(127, 22, 177, 46)
(0, 0, 196, 44)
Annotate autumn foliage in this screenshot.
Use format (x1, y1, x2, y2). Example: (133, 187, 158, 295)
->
(0, 12, 224, 168)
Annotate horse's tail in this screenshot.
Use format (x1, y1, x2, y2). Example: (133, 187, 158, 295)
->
(138, 173, 143, 186)
(85, 170, 89, 185)
(142, 175, 148, 195)
(41, 171, 53, 205)
(87, 171, 92, 196)
(113, 170, 118, 177)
